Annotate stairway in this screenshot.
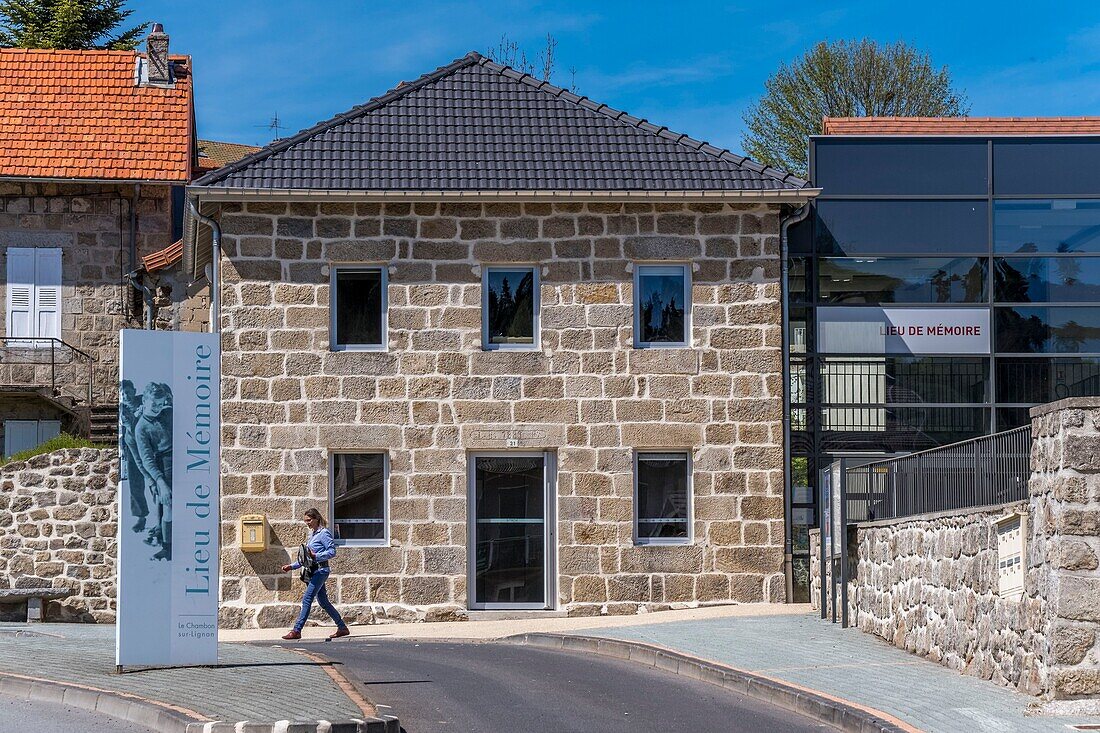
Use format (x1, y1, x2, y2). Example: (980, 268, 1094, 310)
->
(89, 404, 119, 446)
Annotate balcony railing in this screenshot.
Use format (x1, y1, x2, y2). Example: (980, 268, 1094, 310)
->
(0, 337, 95, 408)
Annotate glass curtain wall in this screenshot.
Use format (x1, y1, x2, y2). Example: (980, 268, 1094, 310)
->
(788, 136, 1100, 602)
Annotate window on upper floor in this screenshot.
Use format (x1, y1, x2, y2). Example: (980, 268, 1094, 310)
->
(5, 247, 61, 346)
(634, 264, 690, 348)
(483, 266, 539, 350)
(330, 266, 386, 351)
(330, 452, 388, 546)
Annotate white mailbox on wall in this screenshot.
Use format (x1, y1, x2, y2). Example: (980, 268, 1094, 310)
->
(996, 512, 1027, 599)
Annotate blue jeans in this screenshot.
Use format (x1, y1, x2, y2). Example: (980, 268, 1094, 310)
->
(294, 567, 345, 632)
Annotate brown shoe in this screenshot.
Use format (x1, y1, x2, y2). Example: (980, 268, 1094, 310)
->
(328, 626, 350, 639)
(281, 630, 301, 640)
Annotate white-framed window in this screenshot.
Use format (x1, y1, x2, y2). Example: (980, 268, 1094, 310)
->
(330, 452, 388, 546)
(3, 419, 60, 458)
(634, 263, 690, 348)
(634, 451, 693, 545)
(330, 265, 387, 351)
(482, 265, 539, 350)
(6, 247, 62, 345)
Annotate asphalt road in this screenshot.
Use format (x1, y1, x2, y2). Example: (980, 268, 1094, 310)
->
(0, 693, 157, 733)
(319, 639, 829, 733)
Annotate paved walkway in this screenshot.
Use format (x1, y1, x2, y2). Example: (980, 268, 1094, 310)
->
(572, 612, 1096, 733)
(0, 623, 365, 724)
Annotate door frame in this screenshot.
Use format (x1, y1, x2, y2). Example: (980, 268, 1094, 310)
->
(466, 451, 557, 611)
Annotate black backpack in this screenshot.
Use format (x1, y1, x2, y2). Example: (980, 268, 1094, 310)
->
(297, 543, 318, 584)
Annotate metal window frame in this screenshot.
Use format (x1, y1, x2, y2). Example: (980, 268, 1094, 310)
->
(633, 263, 692, 349)
(466, 451, 558, 611)
(328, 450, 389, 548)
(329, 264, 388, 352)
(481, 264, 540, 351)
(633, 450, 694, 546)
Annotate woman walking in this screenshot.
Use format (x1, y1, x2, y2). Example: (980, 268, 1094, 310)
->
(280, 508, 350, 640)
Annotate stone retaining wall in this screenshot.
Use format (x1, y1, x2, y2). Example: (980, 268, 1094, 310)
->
(0, 449, 117, 622)
(810, 398, 1100, 700)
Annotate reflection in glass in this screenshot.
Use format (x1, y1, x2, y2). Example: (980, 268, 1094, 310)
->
(996, 407, 1033, 431)
(994, 143, 1100, 197)
(335, 269, 384, 347)
(994, 200, 1100, 254)
(332, 454, 386, 541)
(996, 307, 1100, 353)
(821, 406, 989, 452)
(994, 257, 1100, 303)
(813, 139, 988, 196)
(636, 453, 690, 541)
(486, 268, 536, 347)
(636, 265, 687, 345)
(819, 257, 986, 304)
(821, 357, 988, 405)
(815, 200, 987, 256)
(474, 456, 545, 605)
(996, 357, 1100, 404)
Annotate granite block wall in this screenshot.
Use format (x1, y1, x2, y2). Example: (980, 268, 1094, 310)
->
(214, 199, 788, 627)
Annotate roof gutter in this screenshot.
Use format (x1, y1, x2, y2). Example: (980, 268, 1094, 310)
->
(0, 175, 189, 186)
(184, 187, 821, 203)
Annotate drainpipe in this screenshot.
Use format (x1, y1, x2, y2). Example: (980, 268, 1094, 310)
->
(188, 198, 221, 334)
(780, 203, 811, 603)
(125, 184, 147, 326)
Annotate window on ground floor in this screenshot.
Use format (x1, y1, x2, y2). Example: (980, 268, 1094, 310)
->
(634, 451, 692, 545)
(330, 452, 388, 545)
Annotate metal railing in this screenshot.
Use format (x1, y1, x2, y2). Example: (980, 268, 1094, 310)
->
(0, 337, 95, 407)
(844, 424, 1031, 524)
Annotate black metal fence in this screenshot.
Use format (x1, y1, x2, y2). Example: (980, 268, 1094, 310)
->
(844, 424, 1032, 524)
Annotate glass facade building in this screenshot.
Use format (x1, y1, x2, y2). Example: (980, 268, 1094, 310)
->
(786, 133, 1100, 601)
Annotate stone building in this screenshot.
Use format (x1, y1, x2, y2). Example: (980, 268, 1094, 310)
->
(186, 52, 819, 626)
(0, 30, 199, 452)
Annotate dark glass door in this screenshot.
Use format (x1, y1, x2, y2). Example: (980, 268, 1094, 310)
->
(470, 454, 549, 608)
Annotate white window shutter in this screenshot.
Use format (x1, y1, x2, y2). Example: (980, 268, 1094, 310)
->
(6, 248, 35, 340)
(33, 248, 62, 341)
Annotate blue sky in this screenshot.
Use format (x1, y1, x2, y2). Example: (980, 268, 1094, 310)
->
(140, 0, 1100, 153)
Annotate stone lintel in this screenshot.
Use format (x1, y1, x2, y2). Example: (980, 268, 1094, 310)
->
(461, 423, 566, 450)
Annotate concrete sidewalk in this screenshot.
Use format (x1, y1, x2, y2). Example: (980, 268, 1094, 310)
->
(0, 623, 389, 731)
(219, 602, 810, 642)
(569, 612, 1097, 733)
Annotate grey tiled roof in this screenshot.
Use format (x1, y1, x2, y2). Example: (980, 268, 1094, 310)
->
(193, 52, 808, 191)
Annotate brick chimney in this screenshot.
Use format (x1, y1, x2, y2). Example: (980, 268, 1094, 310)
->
(146, 23, 170, 85)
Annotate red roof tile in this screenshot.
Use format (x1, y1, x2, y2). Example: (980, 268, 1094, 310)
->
(142, 238, 183, 273)
(822, 117, 1100, 136)
(0, 49, 193, 181)
(196, 139, 261, 172)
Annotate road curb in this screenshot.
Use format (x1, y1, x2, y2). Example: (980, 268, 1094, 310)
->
(505, 633, 920, 733)
(0, 670, 401, 733)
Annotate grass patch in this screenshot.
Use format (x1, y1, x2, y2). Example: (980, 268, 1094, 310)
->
(4, 432, 111, 463)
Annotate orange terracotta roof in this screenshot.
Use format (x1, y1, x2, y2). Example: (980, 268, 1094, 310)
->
(142, 238, 183, 273)
(822, 116, 1100, 136)
(0, 48, 193, 182)
(196, 139, 261, 171)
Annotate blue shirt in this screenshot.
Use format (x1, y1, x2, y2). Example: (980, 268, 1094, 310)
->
(291, 526, 337, 569)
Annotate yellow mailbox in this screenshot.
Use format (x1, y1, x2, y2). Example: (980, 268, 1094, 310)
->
(239, 514, 267, 553)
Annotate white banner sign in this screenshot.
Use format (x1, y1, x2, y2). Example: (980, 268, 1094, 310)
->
(818, 307, 990, 355)
(116, 330, 220, 667)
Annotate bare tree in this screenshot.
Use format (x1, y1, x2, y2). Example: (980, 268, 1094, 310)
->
(487, 33, 570, 87)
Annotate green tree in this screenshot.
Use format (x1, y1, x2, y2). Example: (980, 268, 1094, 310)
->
(742, 39, 969, 177)
(0, 0, 147, 50)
